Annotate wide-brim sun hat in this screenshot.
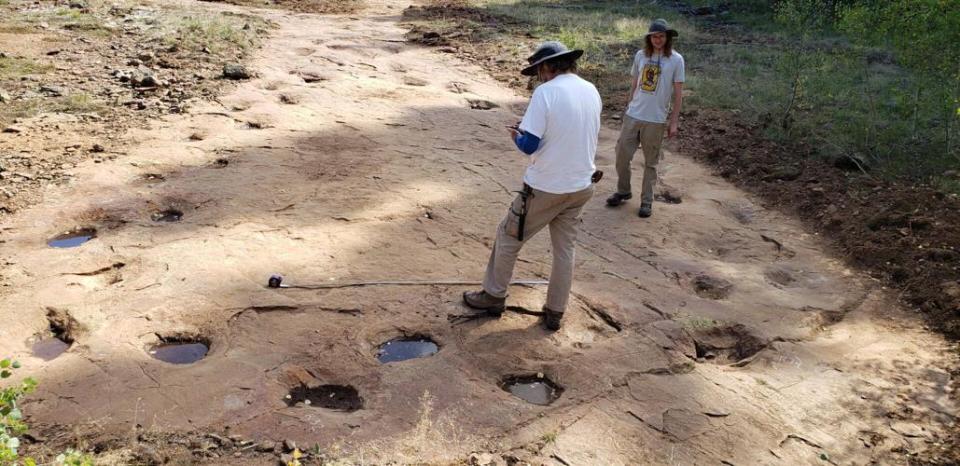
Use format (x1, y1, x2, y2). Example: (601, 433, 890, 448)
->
(521, 41, 584, 76)
(645, 18, 678, 38)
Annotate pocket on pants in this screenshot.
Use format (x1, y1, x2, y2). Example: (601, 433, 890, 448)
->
(504, 195, 524, 239)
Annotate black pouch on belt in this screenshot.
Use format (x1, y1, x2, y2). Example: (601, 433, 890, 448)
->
(591, 170, 604, 183)
(511, 184, 534, 242)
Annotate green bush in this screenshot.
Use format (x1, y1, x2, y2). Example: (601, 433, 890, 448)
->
(0, 359, 94, 466)
(0, 358, 37, 466)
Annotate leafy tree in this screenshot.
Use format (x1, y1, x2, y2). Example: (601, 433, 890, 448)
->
(840, 0, 960, 162)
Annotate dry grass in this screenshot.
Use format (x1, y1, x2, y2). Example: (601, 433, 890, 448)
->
(322, 390, 469, 464)
(0, 56, 52, 79)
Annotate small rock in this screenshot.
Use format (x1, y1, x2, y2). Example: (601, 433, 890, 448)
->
(3, 126, 24, 134)
(91, 144, 105, 153)
(256, 440, 276, 452)
(298, 70, 328, 83)
(283, 439, 296, 452)
(206, 433, 229, 446)
(891, 421, 929, 439)
(279, 93, 301, 105)
(0, 91, 10, 103)
(467, 98, 498, 110)
(228, 435, 243, 443)
(69, 0, 87, 9)
(131, 72, 160, 88)
(655, 187, 683, 204)
(39, 85, 64, 97)
(279, 453, 293, 465)
(134, 445, 163, 465)
(403, 76, 428, 86)
(222, 64, 251, 80)
(468, 452, 498, 466)
(944, 170, 959, 179)
(763, 165, 802, 181)
(138, 52, 155, 63)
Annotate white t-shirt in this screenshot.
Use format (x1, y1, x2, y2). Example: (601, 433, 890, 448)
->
(625, 50, 685, 124)
(518, 73, 602, 194)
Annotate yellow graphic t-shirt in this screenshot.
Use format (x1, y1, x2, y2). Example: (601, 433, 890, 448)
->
(626, 51, 685, 123)
(639, 62, 662, 93)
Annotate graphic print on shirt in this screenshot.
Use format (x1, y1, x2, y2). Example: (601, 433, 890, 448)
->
(639, 62, 661, 93)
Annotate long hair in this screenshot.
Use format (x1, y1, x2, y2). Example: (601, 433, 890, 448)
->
(644, 35, 673, 58)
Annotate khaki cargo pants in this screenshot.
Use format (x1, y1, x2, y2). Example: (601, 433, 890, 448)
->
(482, 185, 594, 313)
(615, 115, 666, 204)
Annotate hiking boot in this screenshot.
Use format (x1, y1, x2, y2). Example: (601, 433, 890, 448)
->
(606, 192, 632, 207)
(638, 202, 653, 218)
(462, 290, 505, 317)
(541, 307, 563, 331)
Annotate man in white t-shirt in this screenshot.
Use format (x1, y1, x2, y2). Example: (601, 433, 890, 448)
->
(606, 18, 685, 218)
(462, 41, 602, 331)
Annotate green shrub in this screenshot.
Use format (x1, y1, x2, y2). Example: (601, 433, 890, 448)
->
(0, 358, 37, 466)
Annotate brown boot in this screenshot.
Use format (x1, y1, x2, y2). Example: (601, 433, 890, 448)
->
(542, 307, 563, 331)
(462, 290, 505, 317)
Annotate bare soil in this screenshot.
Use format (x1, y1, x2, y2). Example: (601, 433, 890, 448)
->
(0, 0, 269, 217)
(1, 0, 957, 464)
(201, 0, 363, 14)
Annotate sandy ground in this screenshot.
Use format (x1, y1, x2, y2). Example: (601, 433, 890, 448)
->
(0, 0, 956, 464)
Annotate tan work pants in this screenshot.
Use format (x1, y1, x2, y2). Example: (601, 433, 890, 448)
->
(482, 185, 594, 313)
(615, 116, 665, 204)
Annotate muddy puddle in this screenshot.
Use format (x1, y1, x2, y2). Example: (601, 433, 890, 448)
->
(149, 342, 208, 364)
(377, 336, 438, 363)
(501, 375, 563, 406)
(286, 384, 362, 411)
(47, 228, 97, 248)
(31, 337, 70, 360)
(151, 209, 183, 222)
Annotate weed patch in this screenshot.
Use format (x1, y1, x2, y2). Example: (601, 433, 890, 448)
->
(0, 56, 52, 79)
